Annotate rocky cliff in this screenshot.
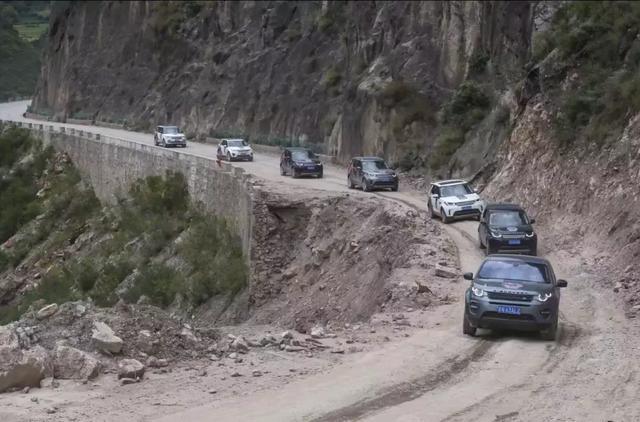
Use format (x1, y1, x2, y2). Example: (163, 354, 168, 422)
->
(32, 0, 533, 169)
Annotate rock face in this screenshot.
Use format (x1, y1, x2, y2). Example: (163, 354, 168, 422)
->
(53, 345, 101, 380)
(91, 321, 123, 354)
(0, 326, 52, 393)
(33, 1, 533, 164)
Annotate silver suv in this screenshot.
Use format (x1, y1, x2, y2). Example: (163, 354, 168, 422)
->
(154, 125, 187, 148)
(463, 255, 567, 341)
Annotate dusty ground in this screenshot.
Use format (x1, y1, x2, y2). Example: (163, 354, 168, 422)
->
(1, 101, 640, 421)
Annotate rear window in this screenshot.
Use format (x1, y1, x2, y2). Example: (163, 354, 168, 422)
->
(478, 260, 550, 284)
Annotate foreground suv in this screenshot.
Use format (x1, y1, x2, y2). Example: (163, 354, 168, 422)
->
(154, 125, 187, 148)
(280, 147, 323, 178)
(347, 157, 398, 191)
(428, 179, 485, 223)
(463, 255, 567, 341)
(479, 203, 538, 255)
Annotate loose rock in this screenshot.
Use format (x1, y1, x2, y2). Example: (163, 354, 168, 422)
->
(91, 322, 123, 354)
(117, 359, 145, 380)
(53, 344, 101, 380)
(36, 304, 59, 320)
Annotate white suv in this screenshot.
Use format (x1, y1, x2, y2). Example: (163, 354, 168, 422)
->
(427, 179, 485, 223)
(216, 138, 254, 162)
(154, 125, 187, 148)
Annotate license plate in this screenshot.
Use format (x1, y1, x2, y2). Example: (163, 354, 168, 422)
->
(497, 305, 521, 315)
(508, 239, 521, 245)
(462, 206, 472, 210)
(307, 166, 316, 169)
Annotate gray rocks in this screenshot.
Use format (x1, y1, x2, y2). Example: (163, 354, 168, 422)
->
(91, 321, 123, 354)
(310, 325, 325, 339)
(36, 304, 59, 320)
(435, 267, 457, 279)
(0, 326, 52, 393)
(117, 359, 145, 380)
(53, 345, 101, 380)
(230, 336, 249, 354)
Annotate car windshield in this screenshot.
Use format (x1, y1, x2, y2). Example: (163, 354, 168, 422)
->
(292, 150, 315, 161)
(362, 160, 388, 171)
(440, 183, 472, 197)
(489, 210, 528, 226)
(478, 260, 549, 283)
(228, 140, 246, 147)
(164, 126, 179, 134)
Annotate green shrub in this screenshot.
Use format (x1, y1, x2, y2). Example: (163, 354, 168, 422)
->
(381, 81, 412, 106)
(469, 49, 490, 76)
(429, 127, 465, 169)
(0, 249, 8, 272)
(439, 81, 491, 130)
(324, 67, 341, 88)
(125, 263, 183, 307)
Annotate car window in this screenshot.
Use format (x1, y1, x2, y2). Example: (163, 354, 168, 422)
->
(164, 126, 179, 134)
(431, 185, 439, 195)
(489, 211, 528, 226)
(227, 140, 245, 147)
(478, 260, 550, 283)
(292, 150, 314, 161)
(440, 183, 472, 197)
(222, 140, 227, 146)
(362, 160, 388, 171)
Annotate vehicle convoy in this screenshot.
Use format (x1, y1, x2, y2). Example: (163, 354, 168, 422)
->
(478, 203, 538, 256)
(154, 125, 187, 148)
(347, 157, 398, 192)
(217, 138, 254, 161)
(463, 255, 567, 340)
(279, 147, 323, 178)
(428, 179, 485, 223)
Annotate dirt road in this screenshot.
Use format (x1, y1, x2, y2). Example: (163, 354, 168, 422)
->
(2, 101, 639, 421)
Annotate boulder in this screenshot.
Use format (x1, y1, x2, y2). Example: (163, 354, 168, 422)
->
(230, 336, 249, 354)
(91, 322, 123, 354)
(53, 345, 101, 380)
(435, 267, 457, 279)
(36, 304, 59, 320)
(0, 326, 52, 393)
(117, 359, 145, 380)
(310, 325, 325, 339)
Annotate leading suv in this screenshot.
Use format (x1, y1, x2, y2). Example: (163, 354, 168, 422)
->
(347, 157, 398, 192)
(154, 125, 187, 148)
(280, 147, 323, 178)
(463, 255, 567, 341)
(478, 203, 537, 255)
(428, 179, 485, 223)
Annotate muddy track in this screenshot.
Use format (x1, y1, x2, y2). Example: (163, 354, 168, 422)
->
(311, 341, 493, 422)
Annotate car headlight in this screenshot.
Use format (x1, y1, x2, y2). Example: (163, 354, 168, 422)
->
(442, 201, 451, 206)
(490, 230, 502, 238)
(525, 232, 535, 238)
(536, 292, 552, 302)
(471, 286, 485, 297)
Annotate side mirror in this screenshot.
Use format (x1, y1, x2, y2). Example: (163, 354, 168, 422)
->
(557, 279, 568, 288)
(463, 272, 474, 281)
(529, 218, 536, 224)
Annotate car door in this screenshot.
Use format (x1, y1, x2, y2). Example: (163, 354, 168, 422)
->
(430, 185, 440, 214)
(353, 160, 363, 185)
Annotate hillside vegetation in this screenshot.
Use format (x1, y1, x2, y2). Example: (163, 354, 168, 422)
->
(0, 126, 247, 324)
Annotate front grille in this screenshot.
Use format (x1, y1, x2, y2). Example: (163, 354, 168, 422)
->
(457, 200, 476, 206)
(482, 312, 535, 321)
(501, 234, 524, 239)
(487, 292, 533, 302)
(453, 209, 480, 216)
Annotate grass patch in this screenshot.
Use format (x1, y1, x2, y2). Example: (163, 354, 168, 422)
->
(13, 22, 47, 42)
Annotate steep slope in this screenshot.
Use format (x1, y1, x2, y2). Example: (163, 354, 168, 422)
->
(32, 0, 533, 170)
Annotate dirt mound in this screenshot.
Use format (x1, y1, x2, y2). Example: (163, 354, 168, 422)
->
(247, 191, 457, 332)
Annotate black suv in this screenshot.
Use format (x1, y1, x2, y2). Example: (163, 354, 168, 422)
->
(280, 147, 323, 178)
(347, 157, 398, 192)
(478, 204, 537, 256)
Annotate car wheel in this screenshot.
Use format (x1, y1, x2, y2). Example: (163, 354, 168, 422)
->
(317, 171, 323, 179)
(428, 203, 437, 219)
(280, 166, 285, 176)
(292, 169, 299, 178)
(441, 208, 451, 224)
(162, 138, 167, 148)
(348, 176, 355, 189)
(226, 152, 232, 162)
(540, 319, 558, 341)
(362, 178, 371, 192)
(391, 185, 398, 192)
(530, 247, 538, 256)
(479, 236, 486, 249)
(463, 312, 476, 337)
(248, 156, 253, 162)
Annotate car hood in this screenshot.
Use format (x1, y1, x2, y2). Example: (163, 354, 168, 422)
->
(474, 279, 552, 295)
(227, 146, 252, 152)
(441, 193, 480, 203)
(165, 133, 185, 138)
(489, 224, 534, 234)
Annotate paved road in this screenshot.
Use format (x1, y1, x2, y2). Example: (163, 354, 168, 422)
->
(2, 100, 639, 422)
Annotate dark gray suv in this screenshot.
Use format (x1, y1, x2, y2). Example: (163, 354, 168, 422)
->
(463, 255, 567, 340)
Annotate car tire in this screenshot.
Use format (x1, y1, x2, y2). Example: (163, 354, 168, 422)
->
(428, 203, 437, 219)
(479, 236, 486, 249)
(317, 171, 323, 179)
(248, 156, 253, 162)
(441, 208, 451, 224)
(292, 170, 299, 178)
(362, 178, 371, 192)
(226, 152, 232, 162)
(391, 185, 398, 192)
(280, 166, 286, 176)
(161, 138, 167, 148)
(463, 312, 476, 337)
(540, 319, 558, 341)
(348, 176, 355, 189)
